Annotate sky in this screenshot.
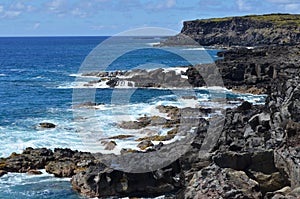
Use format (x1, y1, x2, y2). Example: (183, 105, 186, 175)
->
(0, 0, 299, 36)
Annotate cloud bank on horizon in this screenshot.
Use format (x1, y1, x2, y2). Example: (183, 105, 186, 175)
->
(0, 0, 299, 36)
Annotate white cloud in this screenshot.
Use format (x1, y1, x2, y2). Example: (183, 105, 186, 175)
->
(47, 0, 64, 10)
(267, 0, 299, 3)
(146, 0, 177, 10)
(15, 2, 24, 10)
(10, 1, 35, 12)
(45, 0, 113, 18)
(91, 25, 105, 30)
(4, 10, 21, 18)
(236, 0, 252, 11)
(71, 7, 87, 18)
(166, 0, 176, 8)
(284, 3, 300, 11)
(46, 0, 68, 16)
(266, 0, 300, 12)
(33, 22, 40, 29)
(0, 1, 36, 19)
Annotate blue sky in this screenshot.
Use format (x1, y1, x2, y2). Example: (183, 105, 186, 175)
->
(0, 0, 299, 36)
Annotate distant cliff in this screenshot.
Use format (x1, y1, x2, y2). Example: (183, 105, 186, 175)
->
(160, 14, 300, 47)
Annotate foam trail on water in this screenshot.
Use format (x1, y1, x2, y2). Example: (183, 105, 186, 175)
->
(182, 47, 206, 51)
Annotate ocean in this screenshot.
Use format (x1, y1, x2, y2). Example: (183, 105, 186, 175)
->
(0, 36, 266, 198)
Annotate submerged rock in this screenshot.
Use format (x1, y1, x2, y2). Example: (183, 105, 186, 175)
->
(0, 170, 7, 177)
(137, 140, 154, 150)
(27, 169, 43, 175)
(39, 122, 56, 128)
(107, 135, 134, 140)
(102, 140, 117, 151)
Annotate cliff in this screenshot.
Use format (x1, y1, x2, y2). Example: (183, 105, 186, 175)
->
(160, 13, 300, 47)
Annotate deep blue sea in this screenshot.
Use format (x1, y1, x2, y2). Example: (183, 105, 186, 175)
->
(0, 36, 266, 198)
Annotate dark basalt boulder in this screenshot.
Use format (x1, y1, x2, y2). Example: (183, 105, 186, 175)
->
(0, 148, 94, 176)
(27, 169, 43, 175)
(39, 122, 56, 128)
(71, 160, 184, 198)
(183, 164, 262, 199)
(0, 148, 54, 172)
(106, 77, 119, 87)
(45, 160, 76, 177)
(0, 170, 7, 177)
(237, 101, 252, 112)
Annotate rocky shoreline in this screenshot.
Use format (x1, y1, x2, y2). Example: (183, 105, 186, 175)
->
(2, 12, 300, 198)
(0, 43, 299, 198)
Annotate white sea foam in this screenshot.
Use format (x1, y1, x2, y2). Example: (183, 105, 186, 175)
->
(72, 101, 195, 154)
(163, 67, 188, 75)
(0, 74, 6, 77)
(69, 73, 82, 77)
(33, 76, 43, 79)
(178, 98, 198, 108)
(58, 79, 135, 89)
(0, 170, 55, 186)
(182, 47, 206, 51)
(10, 69, 26, 72)
(0, 86, 267, 158)
(0, 116, 86, 157)
(146, 42, 160, 46)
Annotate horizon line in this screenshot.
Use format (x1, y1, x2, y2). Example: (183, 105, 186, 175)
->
(0, 35, 173, 38)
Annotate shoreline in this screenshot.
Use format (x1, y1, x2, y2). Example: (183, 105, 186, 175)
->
(1, 43, 300, 198)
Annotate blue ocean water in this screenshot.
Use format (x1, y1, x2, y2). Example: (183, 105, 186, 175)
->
(0, 36, 266, 198)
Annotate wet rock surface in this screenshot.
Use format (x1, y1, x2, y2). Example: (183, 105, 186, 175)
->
(39, 122, 56, 128)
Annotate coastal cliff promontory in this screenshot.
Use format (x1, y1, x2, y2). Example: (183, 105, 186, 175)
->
(160, 13, 300, 47)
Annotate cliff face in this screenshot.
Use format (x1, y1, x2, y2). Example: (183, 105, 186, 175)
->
(161, 14, 300, 47)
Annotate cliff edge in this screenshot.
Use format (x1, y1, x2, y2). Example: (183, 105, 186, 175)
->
(160, 13, 300, 47)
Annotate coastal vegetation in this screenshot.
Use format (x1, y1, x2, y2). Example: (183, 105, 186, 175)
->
(196, 13, 300, 27)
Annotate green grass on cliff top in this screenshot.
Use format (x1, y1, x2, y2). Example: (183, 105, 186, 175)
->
(195, 13, 300, 27)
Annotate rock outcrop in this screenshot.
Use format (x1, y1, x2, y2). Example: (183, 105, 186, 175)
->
(39, 122, 56, 128)
(160, 13, 300, 47)
(186, 44, 300, 93)
(71, 161, 184, 198)
(0, 148, 95, 177)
